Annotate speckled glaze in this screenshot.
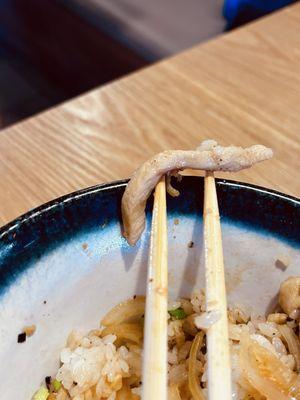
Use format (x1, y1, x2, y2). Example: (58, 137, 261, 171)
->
(0, 177, 299, 399)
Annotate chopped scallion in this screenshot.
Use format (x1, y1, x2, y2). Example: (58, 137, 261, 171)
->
(168, 307, 187, 320)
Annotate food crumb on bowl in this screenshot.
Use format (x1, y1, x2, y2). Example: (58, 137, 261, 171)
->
(18, 325, 36, 343)
(23, 324, 36, 337)
(45, 376, 51, 390)
(174, 218, 179, 225)
(275, 256, 290, 271)
(17, 332, 26, 343)
(82, 243, 88, 251)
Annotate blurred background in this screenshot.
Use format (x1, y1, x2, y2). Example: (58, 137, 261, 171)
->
(0, 0, 295, 129)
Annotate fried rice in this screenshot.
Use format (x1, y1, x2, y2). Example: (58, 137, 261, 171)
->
(32, 278, 300, 400)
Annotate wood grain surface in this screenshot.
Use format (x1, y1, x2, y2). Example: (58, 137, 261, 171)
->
(0, 4, 300, 227)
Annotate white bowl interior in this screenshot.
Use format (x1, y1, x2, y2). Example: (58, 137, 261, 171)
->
(0, 215, 299, 399)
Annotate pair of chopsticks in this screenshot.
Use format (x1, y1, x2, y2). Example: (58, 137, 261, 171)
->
(142, 173, 231, 400)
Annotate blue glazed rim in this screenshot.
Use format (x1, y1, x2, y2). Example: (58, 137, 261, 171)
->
(0, 177, 299, 294)
(0, 177, 300, 242)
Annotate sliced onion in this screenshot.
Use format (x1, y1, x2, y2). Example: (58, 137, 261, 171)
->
(131, 392, 140, 400)
(116, 382, 139, 400)
(101, 297, 145, 327)
(289, 375, 300, 399)
(278, 324, 300, 372)
(168, 385, 182, 400)
(188, 332, 205, 400)
(82, 388, 93, 400)
(182, 314, 198, 336)
(252, 336, 295, 391)
(169, 363, 188, 387)
(56, 387, 69, 400)
(101, 323, 143, 346)
(239, 331, 292, 400)
(250, 334, 294, 389)
(125, 374, 141, 387)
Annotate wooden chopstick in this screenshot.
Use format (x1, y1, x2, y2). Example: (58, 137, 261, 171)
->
(142, 176, 168, 400)
(204, 172, 232, 400)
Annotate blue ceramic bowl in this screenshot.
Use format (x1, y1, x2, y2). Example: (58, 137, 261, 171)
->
(0, 177, 299, 399)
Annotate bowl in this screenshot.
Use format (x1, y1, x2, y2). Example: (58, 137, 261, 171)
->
(0, 177, 299, 399)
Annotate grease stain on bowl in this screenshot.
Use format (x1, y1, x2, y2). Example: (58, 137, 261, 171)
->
(225, 265, 252, 294)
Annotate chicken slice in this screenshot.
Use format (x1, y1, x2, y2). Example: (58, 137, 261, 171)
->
(122, 140, 273, 245)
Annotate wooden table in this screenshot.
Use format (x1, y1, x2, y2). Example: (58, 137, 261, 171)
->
(1, 4, 300, 227)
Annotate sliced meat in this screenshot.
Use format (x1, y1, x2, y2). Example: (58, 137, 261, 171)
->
(122, 140, 273, 245)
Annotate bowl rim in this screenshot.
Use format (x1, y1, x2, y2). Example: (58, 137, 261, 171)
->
(0, 178, 299, 241)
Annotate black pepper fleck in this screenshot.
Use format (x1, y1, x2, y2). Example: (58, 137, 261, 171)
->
(188, 241, 194, 248)
(43, 300, 47, 304)
(45, 376, 51, 389)
(17, 332, 26, 343)
(133, 295, 137, 299)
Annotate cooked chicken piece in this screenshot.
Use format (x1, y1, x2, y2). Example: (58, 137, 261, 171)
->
(279, 277, 300, 317)
(122, 140, 273, 245)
